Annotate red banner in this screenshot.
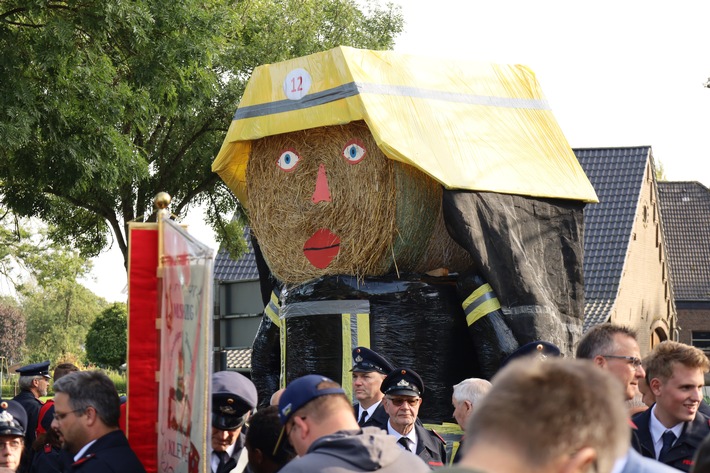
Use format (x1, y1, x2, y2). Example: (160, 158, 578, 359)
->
(127, 224, 160, 473)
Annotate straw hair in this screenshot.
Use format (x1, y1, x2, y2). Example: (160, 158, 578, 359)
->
(247, 121, 471, 283)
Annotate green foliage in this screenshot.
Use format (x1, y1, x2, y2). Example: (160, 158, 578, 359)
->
(85, 303, 127, 370)
(104, 368, 127, 395)
(0, 296, 25, 364)
(0, 0, 403, 267)
(19, 246, 107, 364)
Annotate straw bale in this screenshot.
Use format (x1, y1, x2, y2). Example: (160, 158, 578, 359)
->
(246, 121, 471, 284)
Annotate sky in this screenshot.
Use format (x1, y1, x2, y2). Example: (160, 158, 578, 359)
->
(83, 0, 710, 302)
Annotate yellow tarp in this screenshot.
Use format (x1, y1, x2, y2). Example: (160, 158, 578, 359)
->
(213, 46, 598, 205)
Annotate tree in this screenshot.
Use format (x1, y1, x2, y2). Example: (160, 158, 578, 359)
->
(86, 303, 127, 370)
(0, 296, 25, 365)
(0, 0, 404, 267)
(19, 245, 107, 363)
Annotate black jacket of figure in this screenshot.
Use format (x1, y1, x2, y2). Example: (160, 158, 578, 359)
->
(632, 407, 710, 472)
(413, 423, 447, 469)
(353, 403, 390, 431)
(68, 430, 146, 473)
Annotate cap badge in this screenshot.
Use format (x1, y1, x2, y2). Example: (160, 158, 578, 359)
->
(354, 355, 363, 363)
(219, 405, 237, 415)
(227, 398, 234, 404)
(397, 379, 410, 387)
(0, 402, 6, 409)
(0, 411, 14, 423)
(281, 404, 292, 418)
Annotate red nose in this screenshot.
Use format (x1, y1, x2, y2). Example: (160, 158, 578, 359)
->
(312, 163, 331, 203)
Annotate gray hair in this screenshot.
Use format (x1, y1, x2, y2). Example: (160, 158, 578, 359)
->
(53, 370, 120, 427)
(452, 378, 492, 405)
(18, 375, 39, 391)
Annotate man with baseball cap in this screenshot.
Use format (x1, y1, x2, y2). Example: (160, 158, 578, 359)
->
(275, 374, 429, 472)
(381, 368, 447, 468)
(211, 371, 258, 473)
(351, 347, 394, 430)
(0, 400, 27, 472)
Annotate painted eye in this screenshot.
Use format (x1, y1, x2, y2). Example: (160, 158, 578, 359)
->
(342, 140, 367, 164)
(276, 149, 301, 172)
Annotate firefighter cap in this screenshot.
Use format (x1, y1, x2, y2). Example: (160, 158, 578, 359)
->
(211, 371, 258, 430)
(351, 347, 394, 375)
(380, 368, 424, 397)
(0, 400, 27, 437)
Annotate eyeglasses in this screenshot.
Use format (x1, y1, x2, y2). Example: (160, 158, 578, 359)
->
(53, 408, 85, 421)
(387, 397, 420, 407)
(0, 438, 22, 451)
(601, 355, 643, 368)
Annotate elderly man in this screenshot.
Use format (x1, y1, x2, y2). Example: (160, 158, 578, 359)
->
(577, 324, 678, 473)
(210, 371, 258, 473)
(631, 341, 710, 472)
(437, 358, 630, 473)
(13, 361, 51, 450)
(0, 400, 28, 472)
(50, 370, 145, 472)
(276, 374, 428, 473)
(351, 347, 394, 430)
(450, 378, 491, 464)
(381, 368, 447, 468)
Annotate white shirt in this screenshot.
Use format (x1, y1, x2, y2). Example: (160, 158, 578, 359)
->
(210, 442, 236, 473)
(387, 420, 418, 452)
(650, 404, 684, 459)
(73, 439, 98, 462)
(357, 400, 382, 424)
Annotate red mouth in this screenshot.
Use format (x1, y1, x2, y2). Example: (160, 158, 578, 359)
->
(304, 228, 340, 269)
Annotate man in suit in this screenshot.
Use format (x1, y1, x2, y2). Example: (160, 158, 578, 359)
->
(577, 323, 677, 472)
(351, 347, 393, 430)
(631, 341, 710, 472)
(381, 368, 446, 468)
(51, 370, 146, 472)
(210, 371, 258, 473)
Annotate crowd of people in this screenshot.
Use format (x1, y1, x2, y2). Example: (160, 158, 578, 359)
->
(2, 323, 710, 473)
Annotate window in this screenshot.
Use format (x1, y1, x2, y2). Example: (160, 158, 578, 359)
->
(691, 331, 710, 355)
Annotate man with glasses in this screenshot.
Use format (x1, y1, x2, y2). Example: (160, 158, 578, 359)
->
(577, 324, 677, 472)
(13, 361, 51, 452)
(50, 370, 146, 472)
(0, 400, 27, 472)
(275, 374, 428, 472)
(381, 368, 446, 468)
(210, 371, 257, 473)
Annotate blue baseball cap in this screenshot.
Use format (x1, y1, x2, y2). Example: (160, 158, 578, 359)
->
(278, 375, 345, 425)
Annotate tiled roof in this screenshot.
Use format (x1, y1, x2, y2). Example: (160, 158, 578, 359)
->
(574, 147, 651, 329)
(658, 181, 710, 301)
(225, 348, 252, 371)
(213, 225, 259, 282)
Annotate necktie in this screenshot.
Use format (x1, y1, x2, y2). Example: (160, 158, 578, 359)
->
(398, 436, 411, 452)
(358, 410, 368, 426)
(658, 430, 676, 462)
(215, 451, 235, 473)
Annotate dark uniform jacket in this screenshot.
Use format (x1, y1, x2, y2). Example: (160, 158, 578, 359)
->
(413, 423, 447, 468)
(212, 430, 248, 473)
(14, 390, 43, 473)
(30, 444, 72, 473)
(632, 407, 710, 472)
(69, 430, 146, 473)
(353, 403, 389, 431)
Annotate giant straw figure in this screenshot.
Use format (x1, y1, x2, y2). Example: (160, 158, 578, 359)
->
(213, 47, 597, 420)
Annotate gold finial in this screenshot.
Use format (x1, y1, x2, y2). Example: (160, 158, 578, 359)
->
(154, 192, 172, 210)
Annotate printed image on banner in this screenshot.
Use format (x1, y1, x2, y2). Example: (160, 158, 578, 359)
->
(158, 219, 214, 473)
